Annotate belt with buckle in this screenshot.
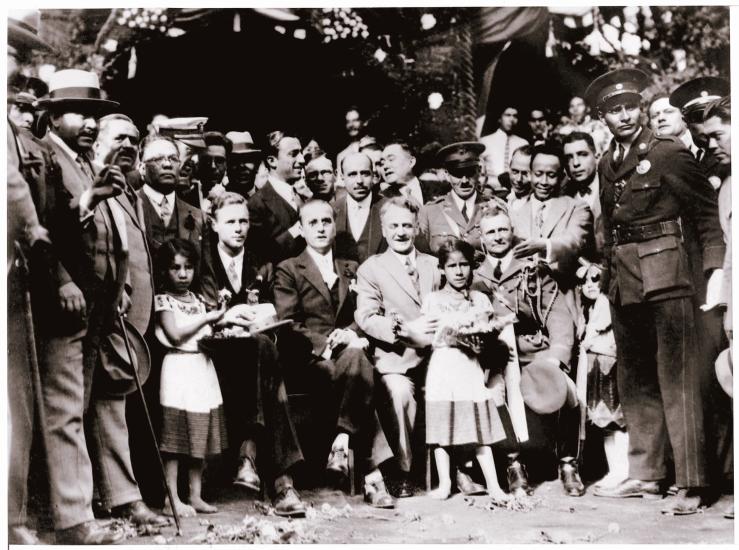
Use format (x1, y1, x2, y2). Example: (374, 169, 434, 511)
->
(612, 220, 681, 245)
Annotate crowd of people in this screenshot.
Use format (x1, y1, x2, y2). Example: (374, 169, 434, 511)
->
(8, 10, 733, 545)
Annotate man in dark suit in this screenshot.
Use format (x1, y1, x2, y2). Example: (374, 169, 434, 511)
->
(274, 200, 384, 503)
(585, 69, 725, 514)
(334, 152, 387, 264)
(247, 131, 308, 264)
(199, 192, 307, 517)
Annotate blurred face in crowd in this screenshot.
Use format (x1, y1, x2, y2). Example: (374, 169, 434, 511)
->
(142, 138, 181, 194)
(168, 253, 194, 294)
(703, 115, 731, 165)
(447, 164, 479, 201)
(442, 250, 472, 292)
(580, 267, 602, 301)
(688, 120, 709, 149)
(569, 96, 587, 123)
(269, 136, 305, 184)
(563, 139, 597, 184)
(480, 213, 514, 258)
(343, 153, 373, 202)
(50, 110, 99, 153)
(362, 147, 384, 184)
(509, 150, 531, 198)
(94, 118, 141, 173)
(178, 155, 196, 190)
(305, 156, 336, 199)
(227, 155, 258, 193)
(531, 152, 562, 201)
(381, 203, 417, 254)
(300, 201, 335, 255)
(600, 97, 642, 142)
(648, 97, 686, 137)
(382, 144, 416, 185)
(212, 201, 249, 254)
(198, 144, 227, 188)
(8, 104, 34, 130)
(345, 109, 363, 139)
(529, 109, 548, 138)
(499, 107, 518, 133)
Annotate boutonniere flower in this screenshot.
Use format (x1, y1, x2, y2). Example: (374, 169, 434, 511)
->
(184, 211, 196, 231)
(348, 277, 359, 294)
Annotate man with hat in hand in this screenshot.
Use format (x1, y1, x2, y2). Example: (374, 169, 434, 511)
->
(418, 142, 489, 254)
(226, 131, 262, 199)
(585, 68, 725, 515)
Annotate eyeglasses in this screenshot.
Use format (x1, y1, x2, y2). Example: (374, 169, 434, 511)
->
(144, 155, 181, 165)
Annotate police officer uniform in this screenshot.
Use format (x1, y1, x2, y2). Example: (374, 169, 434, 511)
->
(586, 69, 725, 512)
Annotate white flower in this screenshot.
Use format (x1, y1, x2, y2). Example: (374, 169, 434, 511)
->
(420, 13, 437, 30)
(374, 48, 387, 63)
(621, 32, 642, 56)
(428, 92, 444, 110)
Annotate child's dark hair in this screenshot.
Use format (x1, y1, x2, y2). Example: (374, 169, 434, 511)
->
(437, 238, 476, 287)
(156, 238, 200, 292)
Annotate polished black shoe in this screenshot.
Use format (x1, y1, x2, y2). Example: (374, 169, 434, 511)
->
(364, 477, 396, 509)
(393, 477, 415, 498)
(456, 470, 487, 496)
(234, 456, 261, 492)
(506, 456, 532, 495)
(273, 486, 306, 518)
(111, 500, 170, 527)
(9, 526, 39, 545)
(593, 478, 663, 499)
(56, 520, 125, 545)
(559, 460, 585, 497)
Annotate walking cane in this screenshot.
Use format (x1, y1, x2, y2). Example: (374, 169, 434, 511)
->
(116, 309, 183, 536)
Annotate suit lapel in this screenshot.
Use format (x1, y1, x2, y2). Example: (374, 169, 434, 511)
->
(514, 199, 533, 240)
(368, 195, 384, 253)
(334, 258, 352, 320)
(334, 197, 349, 234)
(298, 250, 332, 306)
(613, 128, 652, 181)
(175, 198, 200, 241)
(442, 193, 466, 231)
(263, 182, 299, 227)
(44, 136, 88, 198)
(417, 253, 436, 301)
(540, 197, 567, 238)
(380, 250, 421, 305)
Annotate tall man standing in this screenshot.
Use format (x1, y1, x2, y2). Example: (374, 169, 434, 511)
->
(479, 106, 528, 186)
(585, 69, 725, 515)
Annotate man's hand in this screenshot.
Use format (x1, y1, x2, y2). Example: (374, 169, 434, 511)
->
(701, 268, 725, 311)
(512, 239, 546, 259)
(396, 315, 438, 347)
(293, 179, 313, 202)
(89, 165, 126, 209)
(222, 304, 257, 327)
(59, 281, 86, 314)
(288, 221, 303, 238)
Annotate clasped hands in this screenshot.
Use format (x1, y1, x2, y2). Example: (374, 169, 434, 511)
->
(512, 238, 546, 259)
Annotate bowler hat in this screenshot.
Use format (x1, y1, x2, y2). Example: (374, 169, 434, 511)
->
(9, 10, 53, 53)
(715, 348, 733, 398)
(226, 131, 262, 158)
(96, 318, 151, 397)
(35, 69, 119, 113)
(584, 68, 649, 110)
(520, 357, 578, 414)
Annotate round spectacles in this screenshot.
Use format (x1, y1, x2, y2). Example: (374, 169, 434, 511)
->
(144, 155, 181, 165)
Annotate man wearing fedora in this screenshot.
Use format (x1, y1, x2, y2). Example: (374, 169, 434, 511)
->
(585, 68, 725, 515)
(472, 203, 583, 498)
(226, 131, 262, 199)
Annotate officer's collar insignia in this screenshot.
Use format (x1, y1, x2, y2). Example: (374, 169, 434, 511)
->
(639, 143, 646, 150)
(636, 160, 651, 174)
(616, 83, 623, 90)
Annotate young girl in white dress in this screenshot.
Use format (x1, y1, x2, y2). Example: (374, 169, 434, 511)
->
(155, 239, 228, 517)
(423, 239, 509, 500)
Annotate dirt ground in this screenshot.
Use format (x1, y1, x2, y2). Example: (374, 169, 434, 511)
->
(30, 481, 733, 545)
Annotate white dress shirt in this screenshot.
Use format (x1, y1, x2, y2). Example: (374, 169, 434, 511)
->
(679, 130, 702, 159)
(218, 242, 244, 292)
(528, 195, 553, 261)
(268, 175, 299, 211)
(572, 175, 600, 215)
(479, 128, 528, 177)
(306, 246, 338, 288)
(487, 249, 514, 276)
(142, 184, 177, 224)
(390, 247, 417, 272)
(450, 191, 477, 221)
(346, 193, 372, 241)
(507, 190, 530, 215)
(399, 177, 425, 206)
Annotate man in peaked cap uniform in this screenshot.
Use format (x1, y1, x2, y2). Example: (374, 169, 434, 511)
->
(226, 131, 262, 199)
(418, 142, 489, 254)
(585, 68, 725, 515)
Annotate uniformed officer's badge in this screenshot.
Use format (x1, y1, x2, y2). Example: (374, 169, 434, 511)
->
(636, 160, 651, 174)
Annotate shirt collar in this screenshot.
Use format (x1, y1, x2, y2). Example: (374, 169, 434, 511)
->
(450, 191, 477, 213)
(143, 184, 176, 206)
(218, 242, 244, 268)
(306, 246, 334, 268)
(488, 249, 513, 272)
(346, 193, 372, 209)
(390, 247, 417, 268)
(48, 131, 80, 161)
(268, 174, 295, 199)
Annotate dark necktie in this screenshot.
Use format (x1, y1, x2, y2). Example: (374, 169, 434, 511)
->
(614, 143, 625, 169)
(695, 148, 704, 163)
(461, 202, 469, 223)
(493, 259, 502, 281)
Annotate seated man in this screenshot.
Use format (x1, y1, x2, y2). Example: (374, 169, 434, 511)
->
(199, 192, 306, 517)
(274, 200, 380, 499)
(355, 196, 441, 500)
(472, 203, 584, 497)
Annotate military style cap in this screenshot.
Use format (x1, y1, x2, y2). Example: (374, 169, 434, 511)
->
(584, 68, 650, 109)
(436, 141, 485, 171)
(669, 77, 729, 119)
(158, 116, 208, 149)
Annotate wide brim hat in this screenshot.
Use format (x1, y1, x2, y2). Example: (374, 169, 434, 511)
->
(35, 69, 119, 113)
(520, 357, 578, 414)
(96, 318, 151, 397)
(9, 10, 54, 53)
(715, 348, 733, 398)
(584, 68, 650, 110)
(226, 131, 262, 158)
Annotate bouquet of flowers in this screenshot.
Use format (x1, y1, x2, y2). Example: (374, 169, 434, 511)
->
(433, 308, 496, 356)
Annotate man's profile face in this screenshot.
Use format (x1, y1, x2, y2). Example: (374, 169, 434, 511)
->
(480, 214, 514, 257)
(52, 111, 99, 153)
(212, 202, 249, 253)
(198, 144, 227, 187)
(305, 156, 336, 198)
(94, 119, 140, 173)
(509, 152, 531, 197)
(531, 153, 562, 201)
(648, 97, 686, 138)
(345, 109, 363, 139)
(300, 201, 336, 253)
(271, 136, 305, 184)
(703, 115, 731, 165)
(688, 121, 709, 149)
(563, 139, 597, 183)
(343, 153, 373, 202)
(382, 144, 415, 185)
(381, 204, 417, 254)
(601, 98, 642, 141)
(8, 104, 33, 130)
(569, 97, 587, 122)
(499, 108, 518, 133)
(142, 139, 181, 194)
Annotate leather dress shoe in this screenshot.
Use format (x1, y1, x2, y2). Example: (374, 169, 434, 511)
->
(661, 488, 706, 515)
(593, 478, 663, 499)
(506, 457, 532, 494)
(9, 526, 39, 545)
(111, 500, 170, 527)
(273, 486, 306, 517)
(393, 478, 415, 498)
(559, 460, 585, 497)
(456, 470, 487, 496)
(56, 520, 124, 545)
(364, 478, 396, 509)
(234, 457, 261, 492)
(326, 448, 349, 478)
